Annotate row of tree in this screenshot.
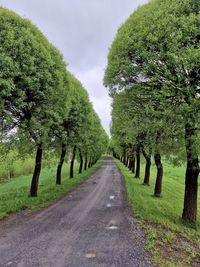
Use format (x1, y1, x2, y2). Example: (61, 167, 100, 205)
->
(104, 0, 200, 223)
(0, 8, 108, 197)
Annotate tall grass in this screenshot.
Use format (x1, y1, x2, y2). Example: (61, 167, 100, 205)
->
(0, 150, 58, 182)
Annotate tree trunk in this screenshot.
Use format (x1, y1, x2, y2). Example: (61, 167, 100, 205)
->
(70, 146, 76, 178)
(88, 158, 91, 168)
(126, 157, 129, 167)
(135, 145, 140, 178)
(79, 149, 83, 174)
(30, 144, 43, 197)
(132, 156, 135, 174)
(56, 143, 66, 185)
(123, 156, 126, 165)
(84, 154, 88, 170)
(142, 149, 151, 186)
(154, 153, 163, 197)
(128, 159, 132, 171)
(182, 122, 200, 222)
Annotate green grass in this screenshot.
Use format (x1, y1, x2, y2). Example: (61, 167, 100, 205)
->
(115, 159, 200, 267)
(0, 151, 58, 181)
(0, 157, 35, 181)
(0, 160, 103, 220)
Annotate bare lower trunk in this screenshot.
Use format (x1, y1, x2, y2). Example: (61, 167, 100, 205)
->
(128, 159, 132, 171)
(56, 143, 66, 185)
(182, 122, 199, 222)
(79, 150, 83, 174)
(126, 157, 129, 167)
(70, 146, 76, 178)
(135, 145, 140, 178)
(142, 149, 151, 186)
(123, 156, 126, 165)
(131, 156, 135, 174)
(88, 159, 91, 168)
(154, 153, 163, 197)
(30, 144, 43, 197)
(123, 148, 126, 165)
(84, 154, 88, 171)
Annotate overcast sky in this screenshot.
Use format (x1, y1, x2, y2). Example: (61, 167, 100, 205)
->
(0, 0, 148, 134)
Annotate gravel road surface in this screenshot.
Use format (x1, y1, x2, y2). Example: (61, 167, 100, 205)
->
(0, 157, 151, 267)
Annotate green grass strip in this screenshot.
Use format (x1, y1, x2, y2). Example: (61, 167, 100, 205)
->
(0, 160, 103, 219)
(115, 159, 200, 267)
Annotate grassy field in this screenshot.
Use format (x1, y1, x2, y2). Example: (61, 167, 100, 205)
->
(0, 157, 34, 181)
(115, 159, 200, 267)
(0, 160, 103, 220)
(0, 150, 58, 181)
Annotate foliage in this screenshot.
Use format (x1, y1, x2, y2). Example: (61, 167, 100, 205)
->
(104, 0, 200, 222)
(0, 7, 108, 196)
(0, 8, 67, 145)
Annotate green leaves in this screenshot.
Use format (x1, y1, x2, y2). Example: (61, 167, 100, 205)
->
(0, 8, 69, 146)
(105, 0, 200, 160)
(105, 0, 200, 221)
(0, 7, 107, 198)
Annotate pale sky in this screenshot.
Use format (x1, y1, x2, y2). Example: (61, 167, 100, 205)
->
(0, 0, 149, 134)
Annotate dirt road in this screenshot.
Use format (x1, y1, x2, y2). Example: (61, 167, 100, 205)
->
(0, 157, 151, 267)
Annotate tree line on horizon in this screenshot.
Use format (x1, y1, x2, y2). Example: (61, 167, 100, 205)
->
(0, 8, 108, 197)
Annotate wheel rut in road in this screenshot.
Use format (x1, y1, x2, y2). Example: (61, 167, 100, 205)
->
(0, 157, 152, 267)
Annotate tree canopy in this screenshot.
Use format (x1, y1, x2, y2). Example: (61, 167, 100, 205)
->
(104, 0, 200, 222)
(0, 7, 108, 197)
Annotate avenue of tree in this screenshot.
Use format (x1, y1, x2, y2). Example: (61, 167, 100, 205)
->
(104, 0, 200, 223)
(0, 8, 108, 197)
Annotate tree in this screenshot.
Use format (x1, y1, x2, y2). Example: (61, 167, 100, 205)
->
(110, 89, 165, 193)
(0, 8, 68, 196)
(54, 71, 108, 181)
(64, 74, 92, 179)
(104, 0, 200, 222)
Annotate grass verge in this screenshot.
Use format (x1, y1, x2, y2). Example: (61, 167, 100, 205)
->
(0, 160, 103, 220)
(115, 159, 200, 267)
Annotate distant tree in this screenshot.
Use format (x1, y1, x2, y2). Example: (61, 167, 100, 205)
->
(54, 72, 108, 182)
